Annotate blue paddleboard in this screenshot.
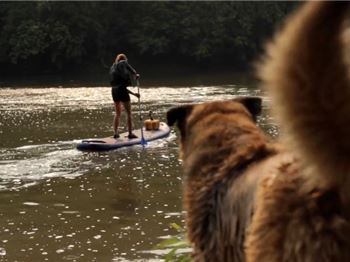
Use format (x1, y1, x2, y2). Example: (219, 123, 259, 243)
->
(76, 122, 170, 151)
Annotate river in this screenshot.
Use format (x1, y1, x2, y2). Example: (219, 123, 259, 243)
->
(0, 74, 277, 261)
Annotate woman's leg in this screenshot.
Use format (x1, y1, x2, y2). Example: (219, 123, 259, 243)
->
(113, 102, 122, 137)
(123, 101, 134, 135)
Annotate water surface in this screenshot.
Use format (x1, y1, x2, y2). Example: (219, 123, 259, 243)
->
(0, 79, 277, 261)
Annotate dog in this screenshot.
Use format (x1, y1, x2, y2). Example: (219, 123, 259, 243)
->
(167, 2, 350, 262)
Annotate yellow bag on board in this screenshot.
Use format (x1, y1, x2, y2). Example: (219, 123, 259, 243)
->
(144, 119, 160, 130)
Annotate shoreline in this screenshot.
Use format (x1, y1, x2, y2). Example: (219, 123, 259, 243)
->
(0, 67, 256, 88)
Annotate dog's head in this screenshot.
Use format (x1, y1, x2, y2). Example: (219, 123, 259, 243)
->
(167, 97, 262, 158)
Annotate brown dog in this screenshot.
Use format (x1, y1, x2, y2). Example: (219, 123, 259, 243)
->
(167, 98, 284, 261)
(167, 2, 350, 262)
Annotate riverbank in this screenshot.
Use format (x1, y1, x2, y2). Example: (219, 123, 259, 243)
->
(0, 66, 257, 88)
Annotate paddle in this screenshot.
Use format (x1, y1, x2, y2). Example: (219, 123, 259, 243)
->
(136, 79, 147, 147)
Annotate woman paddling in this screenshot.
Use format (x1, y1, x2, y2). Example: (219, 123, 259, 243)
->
(110, 53, 140, 139)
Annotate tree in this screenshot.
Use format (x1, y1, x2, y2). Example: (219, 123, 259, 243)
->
(0, 1, 298, 75)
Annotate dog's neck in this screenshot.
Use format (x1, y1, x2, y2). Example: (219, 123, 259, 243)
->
(182, 127, 275, 211)
(182, 121, 272, 180)
(181, 120, 277, 259)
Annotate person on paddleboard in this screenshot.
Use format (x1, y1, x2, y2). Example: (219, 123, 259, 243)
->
(110, 53, 140, 139)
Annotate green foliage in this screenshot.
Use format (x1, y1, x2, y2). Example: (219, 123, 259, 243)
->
(9, 20, 49, 63)
(156, 223, 193, 262)
(0, 2, 298, 74)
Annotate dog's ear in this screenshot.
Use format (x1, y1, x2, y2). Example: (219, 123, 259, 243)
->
(236, 96, 262, 120)
(167, 105, 194, 127)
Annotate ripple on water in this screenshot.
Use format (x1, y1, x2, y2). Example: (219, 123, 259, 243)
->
(0, 85, 274, 261)
(0, 145, 86, 191)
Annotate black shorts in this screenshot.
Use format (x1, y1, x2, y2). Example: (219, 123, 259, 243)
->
(112, 86, 130, 102)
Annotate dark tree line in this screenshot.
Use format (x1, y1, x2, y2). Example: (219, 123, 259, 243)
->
(0, 1, 298, 76)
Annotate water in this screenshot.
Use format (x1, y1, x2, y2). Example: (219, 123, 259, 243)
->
(0, 79, 277, 261)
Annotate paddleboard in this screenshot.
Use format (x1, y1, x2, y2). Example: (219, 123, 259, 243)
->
(76, 122, 170, 151)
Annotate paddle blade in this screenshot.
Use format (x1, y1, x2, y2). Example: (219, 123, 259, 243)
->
(140, 128, 147, 147)
(141, 137, 147, 146)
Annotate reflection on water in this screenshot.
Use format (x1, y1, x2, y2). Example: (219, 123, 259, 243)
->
(0, 83, 277, 261)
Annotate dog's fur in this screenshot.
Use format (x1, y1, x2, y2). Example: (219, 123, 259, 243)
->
(167, 2, 350, 262)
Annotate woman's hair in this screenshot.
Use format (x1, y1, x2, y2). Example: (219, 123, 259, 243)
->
(116, 53, 127, 62)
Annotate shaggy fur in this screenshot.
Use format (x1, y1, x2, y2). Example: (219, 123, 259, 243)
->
(247, 2, 350, 262)
(167, 98, 281, 261)
(167, 2, 350, 262)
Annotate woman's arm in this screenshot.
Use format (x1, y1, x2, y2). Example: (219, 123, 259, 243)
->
(127, 89, 140, 98)
(125, 61, 137, 75)
(125, 61, 140, 86)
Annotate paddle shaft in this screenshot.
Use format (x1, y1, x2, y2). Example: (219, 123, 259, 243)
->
(137, 80, 141, 120)
(136, 79, 146, 146)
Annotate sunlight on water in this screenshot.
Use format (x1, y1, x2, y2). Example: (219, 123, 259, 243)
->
(0, 84, 276, 261)
(0, 85, 261, 111)
(0, 85, 268, 192)
(0, 145, 85, 191)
